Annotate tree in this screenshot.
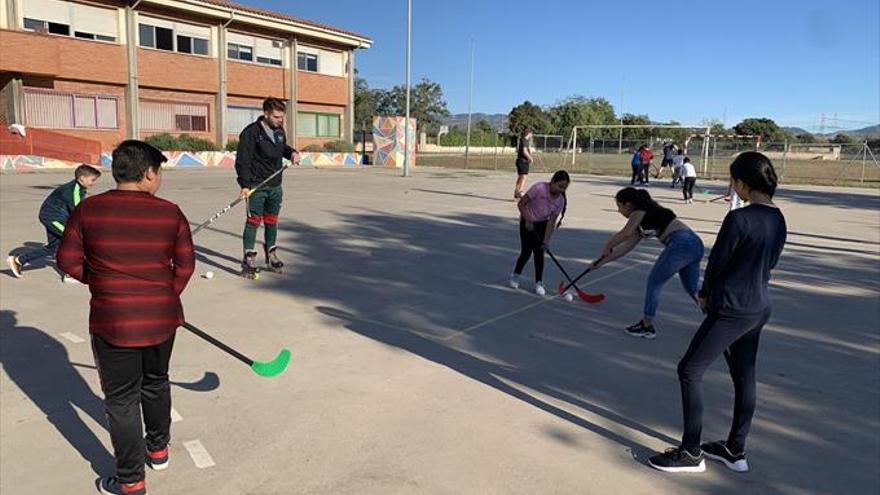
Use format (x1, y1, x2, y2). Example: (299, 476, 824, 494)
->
(733, 118, 785, 142)
(547, 96, 617, 142)
(374, 77, 450, 135)
(620, 113, 652, 140)
(353, 73, 377, 131)
(795, 133, 815, 144)
(830, 133, 853, 144)
(475, 118, 495, 134)
(507, 101, 550, 134)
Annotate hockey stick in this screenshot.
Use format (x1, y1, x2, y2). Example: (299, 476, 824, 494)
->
(558, 257, 605, 298)
(181, 322, 290, 378)
(190, 164, 290, 236)
(544, 248, 605, 303)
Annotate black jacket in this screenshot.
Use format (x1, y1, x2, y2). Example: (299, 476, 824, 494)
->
(235, 117, 297, 189)
(39, 179, 86, 227)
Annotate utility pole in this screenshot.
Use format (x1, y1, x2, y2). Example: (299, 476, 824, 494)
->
(403, 0, 412, 177)
(464, 40, 475, 168)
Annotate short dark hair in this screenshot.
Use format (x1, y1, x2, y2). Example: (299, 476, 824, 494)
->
(684, 157, 691, 163)
(111, 140, 167, 183)
(520, 127, 532, 138)
(74, 164, 102, 180)
(263, 97, 286, 113)
(730, 151, 778, 198)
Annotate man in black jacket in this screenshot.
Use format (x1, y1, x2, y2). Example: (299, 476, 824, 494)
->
(234, 97, 300, 278)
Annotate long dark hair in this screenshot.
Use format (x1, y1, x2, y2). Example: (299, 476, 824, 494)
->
(550, 170, 570, 228)
(615, 186, 659, 211)
(730, 151, 778, 198)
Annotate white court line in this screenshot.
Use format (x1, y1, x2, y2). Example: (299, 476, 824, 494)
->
(443, 259, 653, 341)
(183, 440, 215, 468)
(59, 332, 85, 344)
(170, 407, 183, 423)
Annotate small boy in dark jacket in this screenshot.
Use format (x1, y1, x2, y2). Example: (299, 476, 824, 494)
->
(7, 164, 102, 280)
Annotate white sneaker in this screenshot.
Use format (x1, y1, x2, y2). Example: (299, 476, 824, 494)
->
(535, 282, 546, 296)
(62, 274, 82, 284)
(7, 255, 23, 278)
(508, 273, 520, 289)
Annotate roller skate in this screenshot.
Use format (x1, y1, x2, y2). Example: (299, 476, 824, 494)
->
(265, 248, 284, 274)
(241, 251, 261, 280)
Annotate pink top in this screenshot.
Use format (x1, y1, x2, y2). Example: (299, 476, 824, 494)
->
(522, 182, 565, 222)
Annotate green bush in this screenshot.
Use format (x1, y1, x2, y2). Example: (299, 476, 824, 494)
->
(302, 144, 324, 152)
(175, 134, 219, 152)
(322, 140, 356, 152)
(143, 133, 178, 151)
(144, 133, 219, 152)
(225, 139, 238, 152)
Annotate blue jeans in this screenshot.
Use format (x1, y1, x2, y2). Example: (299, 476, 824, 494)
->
(644, 229, 704, 319)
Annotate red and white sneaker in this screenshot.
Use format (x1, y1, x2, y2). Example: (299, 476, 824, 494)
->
(96, 477, 146, 495)
(146, 446, 169, 471)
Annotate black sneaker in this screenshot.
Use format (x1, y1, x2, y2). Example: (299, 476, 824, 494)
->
(625, 321, 656, 339)
(95, 477, 146, 495)
(146, 446, 169, 471)
(701, 440, 749, 472)
(648, 446, 706, 473)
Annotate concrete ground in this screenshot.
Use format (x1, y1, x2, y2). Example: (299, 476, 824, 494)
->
(1, 166, 878, 495)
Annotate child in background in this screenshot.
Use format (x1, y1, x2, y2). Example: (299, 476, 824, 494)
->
(631, 147, 643, 185)
(682, 158, 698, 203)
(671, 149, 686, 188)
(7, 164, 102, 281)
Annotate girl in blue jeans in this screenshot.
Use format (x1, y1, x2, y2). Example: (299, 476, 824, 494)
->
(592, 187, 704, 338)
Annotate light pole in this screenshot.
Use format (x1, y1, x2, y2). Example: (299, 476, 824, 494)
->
(464, 40, 474, 168)
(403, 0, 412, 177)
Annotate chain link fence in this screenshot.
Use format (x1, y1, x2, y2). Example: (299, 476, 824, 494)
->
(417, 134, 879, 187)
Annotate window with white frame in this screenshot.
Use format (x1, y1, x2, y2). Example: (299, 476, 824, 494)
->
(227, 33, 283, 66)
(138, 15, 210, 56)
(24, 89, 118, 129)
(296, 112, 340, 138)
(227, 106, 263, 135)
(140, 101, 209, 132)
(297, 47, 344, 76)
(23, 0, 118, 42)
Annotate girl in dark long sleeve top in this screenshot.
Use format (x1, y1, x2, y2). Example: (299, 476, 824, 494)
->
(649, 152, 787, 474)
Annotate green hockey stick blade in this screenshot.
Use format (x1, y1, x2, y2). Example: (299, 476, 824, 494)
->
(250, 348, 291, 377)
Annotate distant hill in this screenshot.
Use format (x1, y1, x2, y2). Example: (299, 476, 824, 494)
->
(782, 126, 812, 136)
(844, 124, 879, 138)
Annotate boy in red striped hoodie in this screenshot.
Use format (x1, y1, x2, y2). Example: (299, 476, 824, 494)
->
(58, 140, 195, 495)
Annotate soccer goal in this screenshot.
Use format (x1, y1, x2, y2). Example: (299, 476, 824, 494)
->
(565, 124, 712, 175)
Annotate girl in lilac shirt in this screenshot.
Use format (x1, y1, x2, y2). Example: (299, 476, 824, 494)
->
(508, 170, 570, 295)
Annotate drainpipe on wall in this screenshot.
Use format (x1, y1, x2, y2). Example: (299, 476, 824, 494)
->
(287, 36, 297, 148)
(217, 13, 234, 149)
(347, 48, 355, 143)
(124, 0, 143, 140)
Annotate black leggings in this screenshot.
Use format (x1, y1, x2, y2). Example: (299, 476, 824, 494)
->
(513, 218, 548, 282)
(683, 177, 696, 200)
(677, 309, 770, 454)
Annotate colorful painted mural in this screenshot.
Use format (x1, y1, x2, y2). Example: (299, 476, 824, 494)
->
(373, 116, 417, 168)
(2, 151, 363, 171)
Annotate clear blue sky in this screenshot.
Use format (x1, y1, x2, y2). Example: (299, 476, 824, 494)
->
(262, 0, 878, 132)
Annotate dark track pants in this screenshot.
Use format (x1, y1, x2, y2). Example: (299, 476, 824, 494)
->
(92, 335, 175, 483)
(677, 309, 770, 454)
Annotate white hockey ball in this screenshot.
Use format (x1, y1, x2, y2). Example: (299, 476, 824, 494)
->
(205, 271, 214, 280)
